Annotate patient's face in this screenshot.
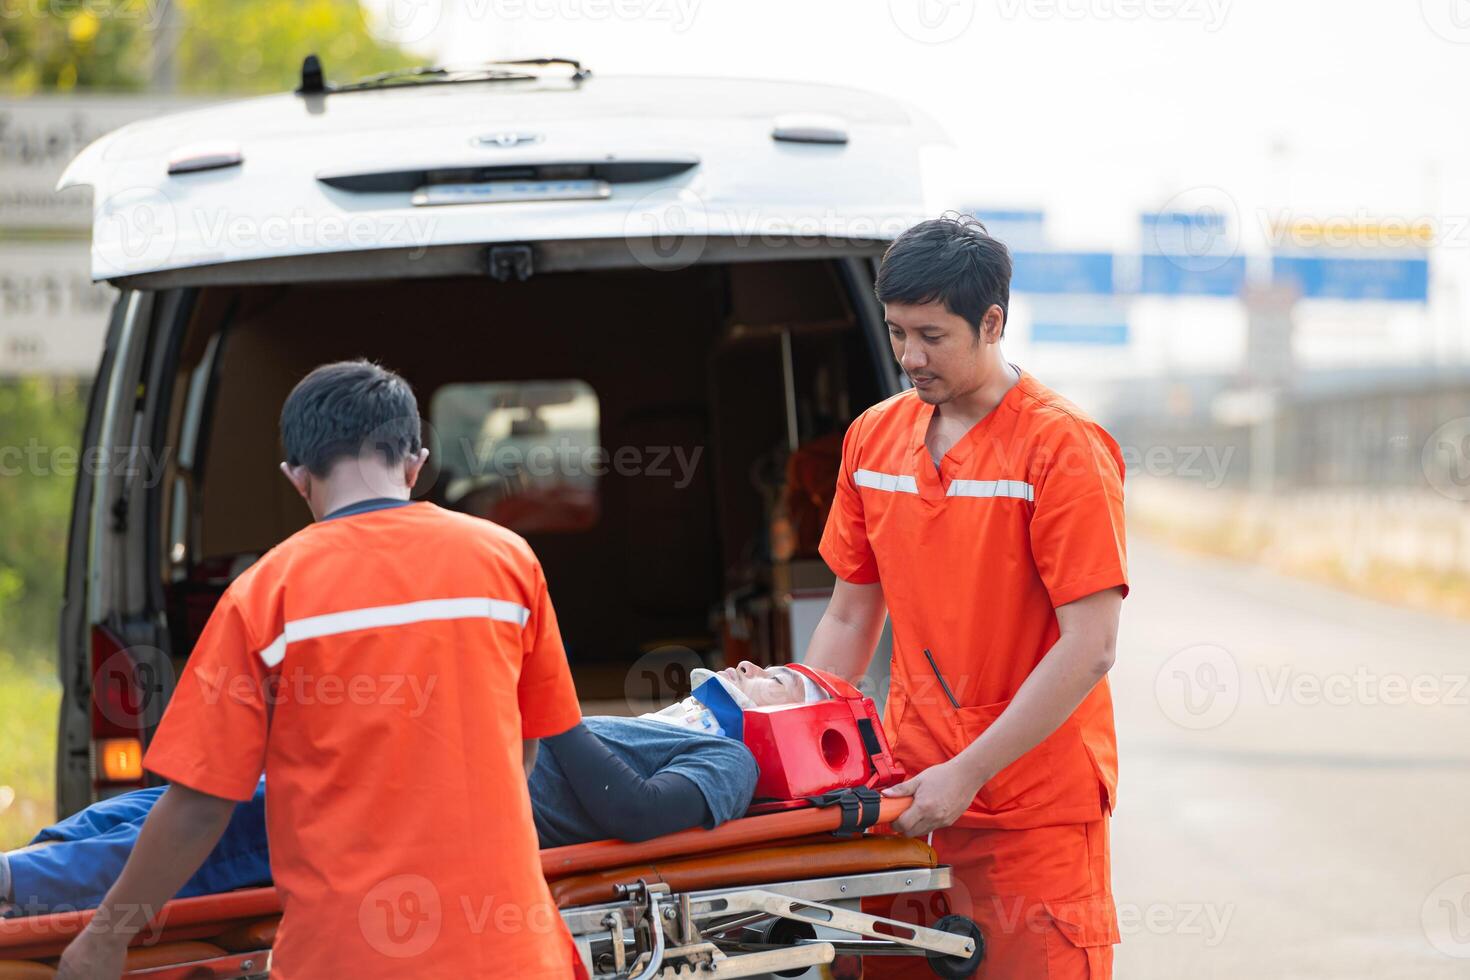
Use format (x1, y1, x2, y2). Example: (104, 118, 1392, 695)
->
(721, 661, 804, 707)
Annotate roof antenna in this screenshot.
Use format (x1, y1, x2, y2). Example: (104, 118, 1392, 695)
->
(296, 54, 326, 95)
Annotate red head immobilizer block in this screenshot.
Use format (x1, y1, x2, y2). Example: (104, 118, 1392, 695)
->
(741, 664, 905, 801)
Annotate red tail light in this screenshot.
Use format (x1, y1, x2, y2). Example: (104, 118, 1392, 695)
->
(91, 625, 148, 792)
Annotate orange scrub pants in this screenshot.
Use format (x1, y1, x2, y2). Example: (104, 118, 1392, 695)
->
(861, 819, 1118, 979)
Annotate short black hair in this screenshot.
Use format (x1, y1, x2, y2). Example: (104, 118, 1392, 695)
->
(875, 213, 1012, 336)
(280, 360, 422, 477)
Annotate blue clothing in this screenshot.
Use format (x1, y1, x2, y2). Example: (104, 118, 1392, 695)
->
(4, 720, 757, 913)
(540, 723, 714, 843)
(530, 717, 758, 848)
(5, 778, 269, 915)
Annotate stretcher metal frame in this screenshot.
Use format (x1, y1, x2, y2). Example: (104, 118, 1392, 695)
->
(0, 875, 963, 979)
(45, 868, 978, 980)
(562, 865, 979, 979)
(0, 797, 985, 979)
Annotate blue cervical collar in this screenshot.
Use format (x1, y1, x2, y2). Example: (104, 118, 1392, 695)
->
(690, 677, 745, 740)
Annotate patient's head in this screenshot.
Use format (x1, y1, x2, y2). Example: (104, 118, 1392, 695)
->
(720, 662, 829, 707)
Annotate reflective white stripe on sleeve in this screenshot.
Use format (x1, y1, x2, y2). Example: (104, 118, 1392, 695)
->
(946, 479, 1035, 501)
(257, 596, 531, 667)
(853, 469, 919, 494)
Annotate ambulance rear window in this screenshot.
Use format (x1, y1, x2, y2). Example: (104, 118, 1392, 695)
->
(430, 380, 600, 534)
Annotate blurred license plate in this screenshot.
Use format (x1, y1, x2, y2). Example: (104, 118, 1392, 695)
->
(411, 179, 610, 207)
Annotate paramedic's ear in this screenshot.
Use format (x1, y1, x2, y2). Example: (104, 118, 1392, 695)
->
(981, 304, 1005, 344)
(280, 460, 312, 502)
(403, 447, 430, 493)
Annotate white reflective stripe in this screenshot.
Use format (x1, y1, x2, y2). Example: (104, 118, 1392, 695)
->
(853, 469, 919, 494)
(259, 634, 287, 668)
(256, 597, 530, 668)
(946, 479, 1035, 501)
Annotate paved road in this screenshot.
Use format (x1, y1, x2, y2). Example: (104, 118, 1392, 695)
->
(1112, 535, 1470, 978)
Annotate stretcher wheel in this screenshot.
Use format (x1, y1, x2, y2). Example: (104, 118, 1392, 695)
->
(757, 918, 818, 978)
(926, 914, 984, 979)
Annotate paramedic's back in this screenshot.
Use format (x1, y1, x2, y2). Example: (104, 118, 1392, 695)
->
(142, 362, 584, 978)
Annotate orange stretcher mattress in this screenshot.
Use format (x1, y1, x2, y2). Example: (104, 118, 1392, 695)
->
(541, 796, 912, 878)
(550, 834, 936, 907)
(0, 797, 915, 970)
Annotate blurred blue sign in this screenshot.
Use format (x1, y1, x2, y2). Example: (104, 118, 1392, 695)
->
(1031, 321, 1129, 345)
(1272, 256, 1429, 302)
(973, 209, 1045, 225)
(1140, 254, 1247, 296)
(1141, 211, 1231, 255)
(1011, 252, 1115, 294)
(1028, 295, 1130, 346)
(1140, 211, 1242, 296)
(967, 208, 1046, 250)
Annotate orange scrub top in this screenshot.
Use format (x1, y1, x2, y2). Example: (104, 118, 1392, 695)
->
(819, 370, 1128, 830)
(145, 501, 583, 979)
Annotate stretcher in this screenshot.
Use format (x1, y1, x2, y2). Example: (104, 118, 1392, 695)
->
(0, 794, 983, 978)
(0, 669, 985, 977)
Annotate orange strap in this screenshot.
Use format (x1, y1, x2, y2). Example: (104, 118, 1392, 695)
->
(541, 796, 912, 879)
(0, 889, 280, 960)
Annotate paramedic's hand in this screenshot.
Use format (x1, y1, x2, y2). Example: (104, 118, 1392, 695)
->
(56, 919, 128, 980)
(882, 759, 982, 837)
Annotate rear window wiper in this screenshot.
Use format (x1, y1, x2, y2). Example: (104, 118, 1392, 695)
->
(296, 55, 590, 96)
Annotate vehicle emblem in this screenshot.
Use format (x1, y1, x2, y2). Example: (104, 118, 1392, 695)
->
(472, 132, 543, 148)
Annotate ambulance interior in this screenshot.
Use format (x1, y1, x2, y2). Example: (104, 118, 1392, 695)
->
(156, 258, 887, 703)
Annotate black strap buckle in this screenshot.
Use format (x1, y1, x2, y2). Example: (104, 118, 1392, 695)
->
(806, 786, 882, 837)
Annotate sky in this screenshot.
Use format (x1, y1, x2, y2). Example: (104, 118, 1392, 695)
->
(367, 0, 1470, 246)
(361, 1, 1470, 380)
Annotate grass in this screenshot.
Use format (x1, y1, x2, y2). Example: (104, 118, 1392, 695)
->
(0, 652, 60, 849)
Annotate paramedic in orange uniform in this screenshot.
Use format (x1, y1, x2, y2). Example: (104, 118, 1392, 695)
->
(58, 361, 584, 980)
(806, 216, 1128, 978)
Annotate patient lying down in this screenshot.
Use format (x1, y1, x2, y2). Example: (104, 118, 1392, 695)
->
(1, 663, 825, 916)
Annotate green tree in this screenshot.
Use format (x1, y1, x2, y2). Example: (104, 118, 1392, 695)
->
(0, 0, 422, 95)
(175, 0, 421, 94)
(0, 3, 150, 93)
(0, 379, 87, 665)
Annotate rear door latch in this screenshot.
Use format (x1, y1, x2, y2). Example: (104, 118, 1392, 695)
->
(487, 244, 533, 282)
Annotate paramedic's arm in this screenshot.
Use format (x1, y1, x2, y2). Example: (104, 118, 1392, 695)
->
(801, 578, 887, 684)
(887, 588, 1121, 836)
(56, 784, 237, 980)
